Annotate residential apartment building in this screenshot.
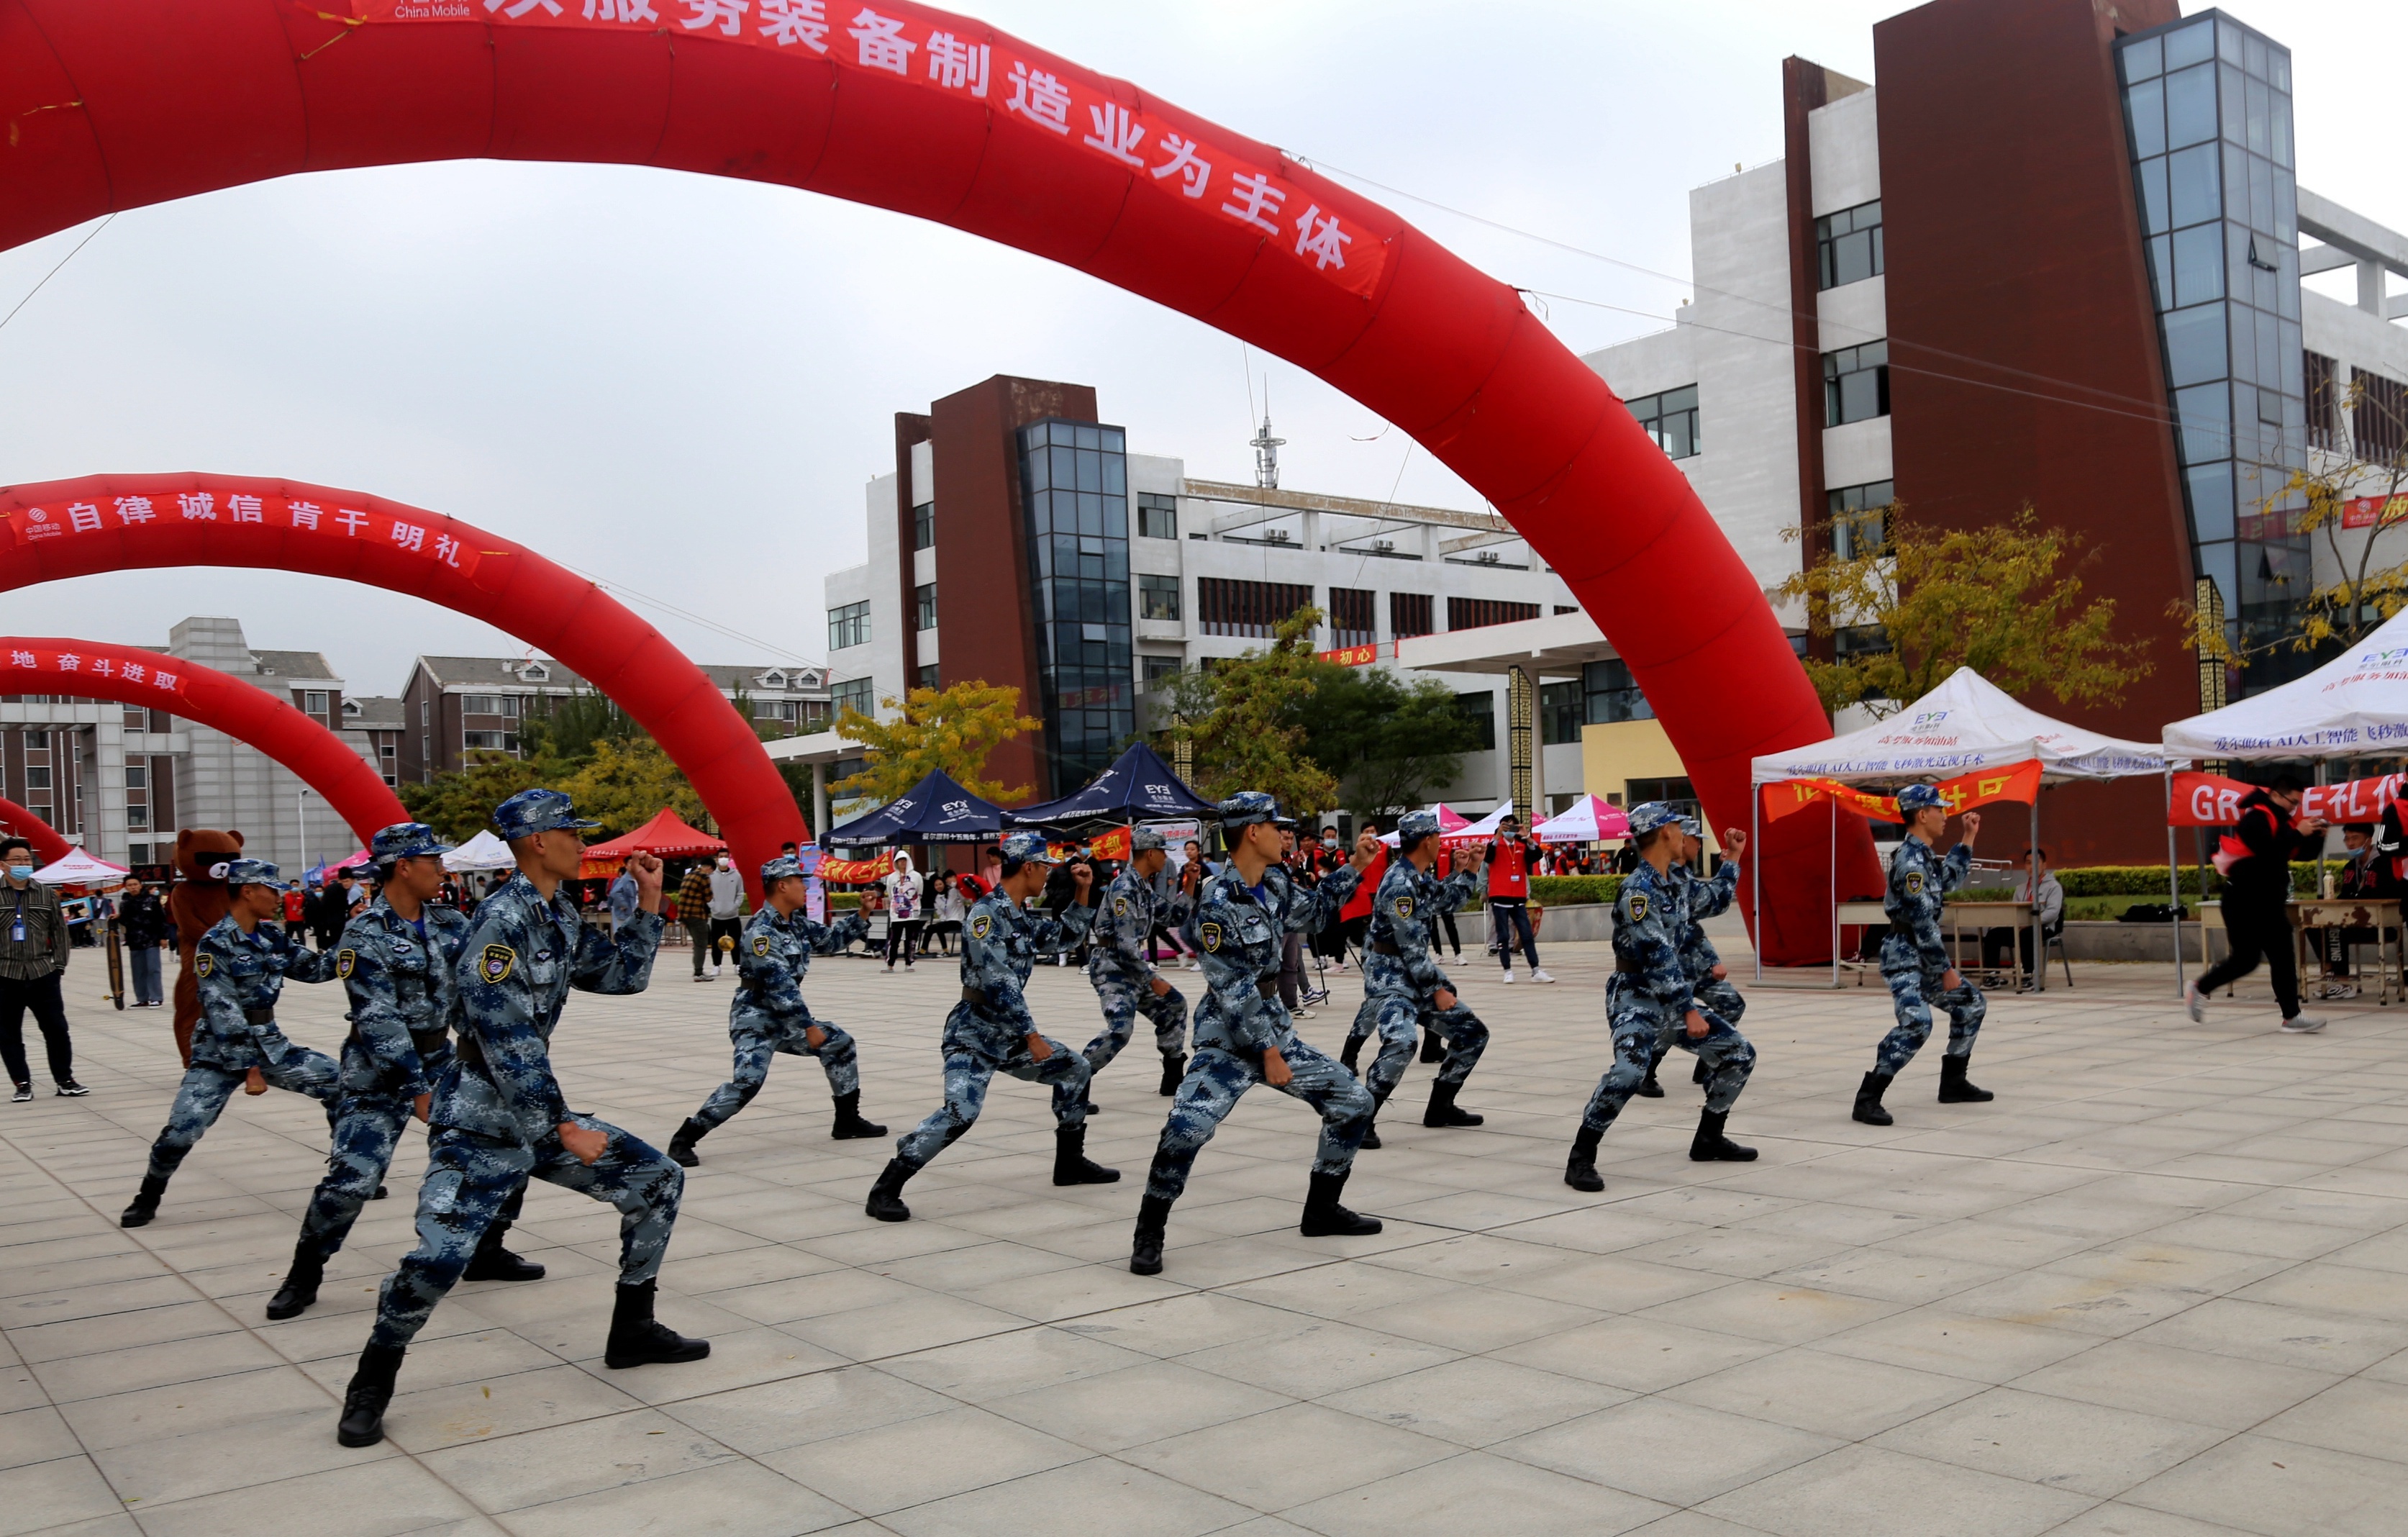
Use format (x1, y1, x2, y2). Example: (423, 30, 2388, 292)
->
(397, 654, 837, 782)
(815, 373, 1593, 812)
(1575, 0, 2406, 861)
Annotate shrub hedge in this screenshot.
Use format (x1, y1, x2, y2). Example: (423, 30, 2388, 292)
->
(1530, 875, 1622, 906)
(1948, 863, 2317, 900)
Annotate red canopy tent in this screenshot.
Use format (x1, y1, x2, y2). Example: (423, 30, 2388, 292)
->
(582, 808, 725, 867)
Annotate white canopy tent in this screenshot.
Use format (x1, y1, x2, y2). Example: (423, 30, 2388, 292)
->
(32, 848, 127, 886)
(1749, 667, 2176, 987)
(2165, 605, 2408, 761)
(1534, 794, 1630, 844)
(443, 830, 515, 872)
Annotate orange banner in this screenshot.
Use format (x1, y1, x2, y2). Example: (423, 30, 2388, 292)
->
(1048, 825, 1132, 862)
(1762, 759, 2043, 824)
(817, 852, 894, 883)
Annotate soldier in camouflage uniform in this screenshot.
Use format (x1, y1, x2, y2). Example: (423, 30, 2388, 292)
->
(863, 830, 1111, 1222)
(1339, 810, 1489, 1147)
(667, 853, 886, 1167)
(1854, 783, 1993, 1126)
(1130, 794, 1384, 1277)
(119, 858, 342, 1229)
(1650, 816, 1747, 1099)
(335, 790, 704, 1451)
(266, 824, 486, 1320)
(1564, 804, 1758, 1194)
(1076, 826, 1190, 1106)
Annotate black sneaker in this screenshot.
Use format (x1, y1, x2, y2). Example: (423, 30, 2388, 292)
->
(10, 1083, 29, 1103)
(54, 1081, 88, 1097)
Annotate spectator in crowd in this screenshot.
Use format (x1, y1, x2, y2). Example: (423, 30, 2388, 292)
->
(1982, 847, 2066, 986)
(282, 881, 310, 945)
(115, 876, 171, 1009)
(2312, 824, 2399, 992)
(1486, 812, 1553, 984)
(676, 858, 715, 981)
(979, 847, 1004, 892)
(2187, 773, 2326, 1031)
(930, 871, 966, 956)
(1276, 827, 1310, 1017)
(707, 853, 745, 976)
(883, 851, 925, 971)
(0, 837, 82, 1100)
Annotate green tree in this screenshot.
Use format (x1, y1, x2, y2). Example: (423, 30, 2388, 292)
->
(518, 686, 640, 761)
(1163, 607, 1340, 815)
(399, 751, 564, 843)
(1294, 661, 1481, 820)
(1776, 504, 2154, 718)
(832, 680, 1042, 806)
(558, 737, 707, 837)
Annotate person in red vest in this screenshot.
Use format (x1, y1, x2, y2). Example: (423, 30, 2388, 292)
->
(1486, 813, 1554, 985)
(2188, 773, 2326, 1032)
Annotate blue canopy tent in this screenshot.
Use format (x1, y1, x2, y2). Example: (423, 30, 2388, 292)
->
(825, 768, 1019, 846)
(1005, 743, 1218, 828)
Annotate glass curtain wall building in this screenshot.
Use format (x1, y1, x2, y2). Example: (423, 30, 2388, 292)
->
(2118, 10, 2309, 692)
(1017, 418, 1134, 789)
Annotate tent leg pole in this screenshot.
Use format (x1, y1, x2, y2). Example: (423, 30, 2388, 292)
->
(2031, 797, 2043, 994)
(1830, 801, 1840, 990)
(1751, 788, 1762, 984)
(2168, 768, 2184, 1000)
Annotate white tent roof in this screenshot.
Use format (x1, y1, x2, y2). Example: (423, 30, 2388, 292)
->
(443, 830, 515, 872)
(1750, 666, 2173, 784)
(1534, 794, 1630, 843)
(32, 848, 127, 885)
(2163, 605, 2408, 761)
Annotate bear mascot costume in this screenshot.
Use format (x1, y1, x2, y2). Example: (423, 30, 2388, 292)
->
(167, 829, 244, 1069)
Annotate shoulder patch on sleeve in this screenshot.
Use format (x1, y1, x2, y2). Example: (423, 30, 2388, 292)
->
(336, 948, 356, 980)
(1906, 871, 1925, 895)
(1627, 892, 1649, 922)
(1113, 896, 1131, 920)
(970, 912, 991, 940)
(1392, 894, 1414, 920)
(752, 934, 771, 956)
(1199, 920, 1222, 951)
(194, 952, 213, 979)
(478, 944, 515, 984)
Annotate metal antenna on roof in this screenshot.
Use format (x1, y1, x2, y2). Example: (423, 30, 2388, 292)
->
(1250, 389, 1285, 491)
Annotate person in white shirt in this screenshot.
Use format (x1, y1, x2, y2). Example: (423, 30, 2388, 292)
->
(930, 876, 966, 956)
(883, 852, 926, 971)
(1982, 846, 2064, 987)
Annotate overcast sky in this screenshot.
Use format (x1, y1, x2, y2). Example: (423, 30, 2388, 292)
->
(0, 0, 2396, 698)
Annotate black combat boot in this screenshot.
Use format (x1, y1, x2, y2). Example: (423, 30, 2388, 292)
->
(1691, 1055, 1711, 1087)
(1422, 1079, 1484, 1128)
(1053, 1124, 1121, 1186)
(335, 1342, 406, 1448)
(1564, 1126, 1604, 1192)
(1158, 1051, 1186, 1096)
(865, 1157, 916, 1222)
(1130, 1193, 1172, 1276)
(1637, 1061, 1665, 1098)
(1338, 1035, 1364, 1074)
(666, 1117, 709, 1169)
(461, 1224, 546, 1283)
(265, 1239, 324, 1320)
(1417, 1028, 1445, 1064)
(119, 1174, 168, 1228)
(830, 1092, 887, 1139)
(371, 1185, 388, 1200)
(1689, 1109, 1758, 1162)
(1852, 1070, 1896, 1126)
(603, 1279, 712, 1369)
(1360, 1090, 1389, 1151)
(1298, 1170, 1382, 1237)
(1937, 1054, 1994, 1104)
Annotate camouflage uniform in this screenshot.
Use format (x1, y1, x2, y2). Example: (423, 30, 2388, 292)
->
(671, 863, 883, 1164)
(1676, 856, 1748, 1025)
(1565, 804, 1757, 1192)
(1342, 837, 1487, 1131)
(1873, 833, 1985, 1074)
(1078, 856, 1189, 1098)
(125, 866, 342, 1225)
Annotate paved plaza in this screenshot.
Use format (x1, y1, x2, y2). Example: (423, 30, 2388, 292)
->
(6, 929, 2408, 1536)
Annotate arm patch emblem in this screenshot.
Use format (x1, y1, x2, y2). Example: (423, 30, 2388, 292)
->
(1199, 920, 1222, 951)
(752, 935, 771, 957)
(1393, 895, 1414, 920)
(478, 944, 515, 984)
(1906, 871, 1925, 895)
(1113, 897, 1130, 919)
(336, 948, 355, 980)
(194, 953, 213, 979)
(970, 912, 991, 940)
(1627, 893, 1648, 922)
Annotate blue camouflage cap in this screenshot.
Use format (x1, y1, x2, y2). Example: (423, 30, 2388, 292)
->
(371, 821, 453, 863)
(1896, 783, 1945, 813)
(223, 857, 283, 888)
(493, 788, 600, 840)
(1217, 791, 1294, 829)
(1396, 808, 1442, 843)
(1626, 801, 1681, 837)
(1677, 814, 1702, 838)
(999, 828, 1056, 866)
(759, 854, 804, 884)
(1130, 826, 1167, 853)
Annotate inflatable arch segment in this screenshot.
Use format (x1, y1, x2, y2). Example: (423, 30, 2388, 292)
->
(0, 477, 806, 893)
(0, 0, 1876, 958)
(0, 798, 71, 866)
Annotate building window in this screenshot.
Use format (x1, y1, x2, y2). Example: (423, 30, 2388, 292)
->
(2306, 350, 2338, 451)
(1816, 199, 1884, 289)
(126, 804, 148, 829)
(1138, 573, 1182, 621)
(1627, 775, 1699, 822)
(419, 699, 430, 726)
(121, 704, 147, 730)
(2355, 371, 2407, 465)
(124, 764, 146, 788)
(1827, 480, 1895, 558)
(463, 730, 519, 753)
(1540, 681, 1583, 745)
(1445, 597, 1541, 633)
(1328, 587, 1375, 649)
(828, 601, 871, 650)
(1390, 592, 1435, 639)
(1017, 417, 1135, 791)
(1823, 341, 1890, 426)
(799, 700, 831, 731)
(830, 677, 875, 720)
(1454, 692, 1495, 751)
(22, 767, 48, 789)
(912, 501, 934, 550)
(1141, 654, 1181, 689)
(303, 689, 329, 719)
(1582, 658, 1653, 724)
(461, 694, 519, 719)
(915, 582, 938, 631)
(915, 663, 940, 691)
(1196, 578, 1312, 638)
(420, 732, 430, 769)
(1623, 384, 1701, 460)
(1137, 492, 1178, 540)
(24, 729, 47, 749)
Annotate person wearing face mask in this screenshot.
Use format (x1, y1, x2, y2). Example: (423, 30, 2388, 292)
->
(706, 854, 745, 977)
(0, 838, 82, 1102)
(114, 876, 171, 1010)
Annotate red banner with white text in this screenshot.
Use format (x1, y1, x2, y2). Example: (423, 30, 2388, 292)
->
(2171, 770, 2406, 828)
(1762, 760, 2043, 825)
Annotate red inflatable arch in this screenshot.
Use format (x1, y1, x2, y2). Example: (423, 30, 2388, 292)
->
(0, 0, 1875, 959)
(0, 635, 410, 850)
(0, 799, 72, 866)
(0, 478, 807, 889)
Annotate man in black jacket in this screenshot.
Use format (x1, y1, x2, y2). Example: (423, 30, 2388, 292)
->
(2189, 774, 2326, 1032)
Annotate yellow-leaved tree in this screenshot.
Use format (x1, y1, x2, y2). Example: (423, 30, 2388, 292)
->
(558, 738, 708, 838)
(833, 680, 1042, 806)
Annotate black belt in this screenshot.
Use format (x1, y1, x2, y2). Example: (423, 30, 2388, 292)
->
(410, 1029, 450, 1054)
(1371, 940, 1401, 956)
(1614, 955, 1645, 976)
(243, 1006, 276, 1025)
(961, 986, 987, 1006)
(1256, 976, 1279, 999)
